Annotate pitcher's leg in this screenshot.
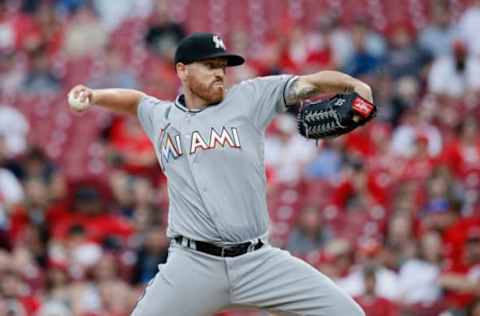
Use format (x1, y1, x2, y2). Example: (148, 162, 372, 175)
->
(230, 246, 364, 316)
(131, 245, 230, 316)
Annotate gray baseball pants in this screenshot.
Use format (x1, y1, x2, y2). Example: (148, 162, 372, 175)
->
(131, 241, 365, 316)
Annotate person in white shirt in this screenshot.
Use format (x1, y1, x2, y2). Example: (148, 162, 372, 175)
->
(419, 1, 457, 58)
(336, 240, 400, 301)
(428, 40, 480, 99)
(265, 113, 316, 184)
(0, 105, 29, 158)
(0, 168, 24, 229)
(398, 231, 443, 305)
(458, 0, 480, 57)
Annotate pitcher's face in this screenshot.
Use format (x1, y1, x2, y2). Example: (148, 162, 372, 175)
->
(178, 58, 227, 105)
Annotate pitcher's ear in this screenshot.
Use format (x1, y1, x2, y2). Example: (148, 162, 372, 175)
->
(176, 63, 187, 80)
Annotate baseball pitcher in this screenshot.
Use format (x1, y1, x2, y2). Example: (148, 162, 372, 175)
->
(68, 32, 375, 316)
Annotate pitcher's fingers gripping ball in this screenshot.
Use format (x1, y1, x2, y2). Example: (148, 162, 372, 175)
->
(68, 85, 93, 112)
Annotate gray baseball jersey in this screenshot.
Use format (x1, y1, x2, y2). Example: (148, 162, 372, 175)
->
(137, 74, 295, 244)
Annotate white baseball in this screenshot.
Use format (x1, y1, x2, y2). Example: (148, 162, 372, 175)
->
(68, 91, 91, 112)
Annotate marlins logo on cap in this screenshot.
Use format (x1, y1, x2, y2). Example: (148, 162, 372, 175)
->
(174, 32, 244, 67)
(212, 35, 226, 50)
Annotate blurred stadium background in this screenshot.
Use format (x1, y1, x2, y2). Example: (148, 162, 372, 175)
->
(1, 0, 480, 315)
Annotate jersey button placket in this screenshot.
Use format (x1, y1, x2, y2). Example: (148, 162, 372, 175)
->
(185, 112, 193, 123)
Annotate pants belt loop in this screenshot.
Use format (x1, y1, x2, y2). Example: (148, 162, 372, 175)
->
(254, 238, 262, 250)
(248, 239, 258, 252)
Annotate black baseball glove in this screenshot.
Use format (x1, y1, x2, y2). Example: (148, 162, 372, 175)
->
(297, 92, 376, 139)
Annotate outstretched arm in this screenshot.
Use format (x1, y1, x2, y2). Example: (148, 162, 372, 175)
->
(284, 71, 373, 106)
(67, 85, 145, 115)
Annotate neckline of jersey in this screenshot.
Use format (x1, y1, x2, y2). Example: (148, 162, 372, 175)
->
(174, 95, 222, 113)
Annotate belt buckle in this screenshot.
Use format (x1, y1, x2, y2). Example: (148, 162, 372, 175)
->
(221, 245, 238, 257)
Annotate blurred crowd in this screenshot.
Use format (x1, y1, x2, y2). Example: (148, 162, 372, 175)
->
(1, 0, 480, 315)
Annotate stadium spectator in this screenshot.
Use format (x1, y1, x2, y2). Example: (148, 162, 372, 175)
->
(386, 214, 416, 265)
(458, 0, 480, 57)
(92, 252, 136, 315)
(63, 4, 108, 60)
(43, 260, 71, 307)
(418, 0, 456, 58)
(144, 1, 186, 62)
(398, 132, 439, 183)
(398, 231, 443, 307)
(0, 0, 40, 52)
(89, 45, 139, 89)
(8, 177, 50, 247)
(384, 23, 426, 79)
(92, 0, 136, 32)
(419, 168, 462, 240)
(0, 259, 40, 315)
(286, 206, 332, 255)
(265, 113, 316, 184)
(0, 104, 29, 158)
(391, 108, 443, 159)
(284, 24, 335, 73)
(338, 239, 400, 301)
(51, 183, 134, 248)
(337, 18, 386, 72)
(384, 76, 419, 127)
(0, 165, 24, 230)
(249, 37, 285, 76)
(470, 300, 480, 316)
(304, 139, 343, 181)
(442, 117, 480, 180)
(104, 116, 157, 175)
(23, 45, 61, 94)
(55, 0, 88, 15)
(331, 159, 388, 210)
(108, 172, 165, 232)
(428, 40, 480, 99)
(318, 238, 354, 280)
(31, 1, 64, 57)
(132, 225, 168, 285)
(17, 147, 66, 201)
(343, 19, 385, 77)
(440, 226, 480, 313)
(354, 265, 399, 316)
(0, 50, 26, 95)
(0, 0, 16, 51)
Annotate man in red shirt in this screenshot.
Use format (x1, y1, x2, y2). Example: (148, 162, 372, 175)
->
(440, 227, 480, 310)
(355, 265, 399, 316)
(52, 184, 134, 243)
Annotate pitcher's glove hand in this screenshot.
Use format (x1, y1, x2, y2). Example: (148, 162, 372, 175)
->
(297, 92, 376, 139)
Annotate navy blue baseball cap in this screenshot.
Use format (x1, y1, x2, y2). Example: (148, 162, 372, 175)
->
(174, 32, 245, 67)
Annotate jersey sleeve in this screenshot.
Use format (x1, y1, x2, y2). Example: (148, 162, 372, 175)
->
(241, 75, 297, 130)
(137, 95, 168, 142)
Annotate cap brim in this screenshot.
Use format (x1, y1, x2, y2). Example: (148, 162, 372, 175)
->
(198, 52, 245, 67)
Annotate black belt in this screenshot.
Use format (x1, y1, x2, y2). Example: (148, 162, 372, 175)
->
(174, 236, 264, 257)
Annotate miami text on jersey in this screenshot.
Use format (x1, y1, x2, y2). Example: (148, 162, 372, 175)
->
(158, 127, 241, 165)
